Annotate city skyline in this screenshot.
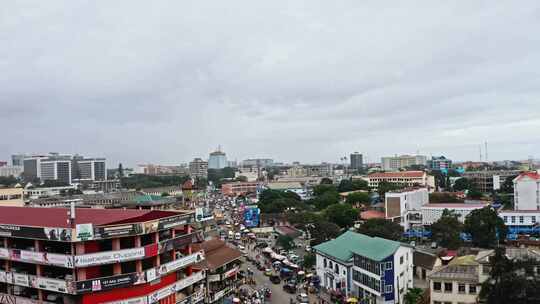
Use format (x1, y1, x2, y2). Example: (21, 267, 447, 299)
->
(3, 2, 540, 167)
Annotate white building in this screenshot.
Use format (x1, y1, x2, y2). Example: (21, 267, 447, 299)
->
(513, 172, 540, 211)
(0, 165, 23, 177)
(385, 188, 429, 231)
(499, 210, 540, 227)
(428, 256, 481, 304)
(381, 155, 427, 171)
(364, 171, 435, 190)
(350, 233, 413, 304)
(421, 203, 489, 225)
(208, 150, 227, 169)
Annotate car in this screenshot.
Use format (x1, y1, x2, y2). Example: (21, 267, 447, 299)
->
(264, 268, 273, 276)
(270, 275, 281, 284)
(283, 283, 297, 293)
(296, 293, 309, 303)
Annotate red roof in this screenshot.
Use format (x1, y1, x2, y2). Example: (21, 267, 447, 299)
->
(0, 207, 182, 228)
(515, 172, 540, 181)
(192, 239, 242, 270)
(368, 171, 425, 178)
(360, 210, 385, 220)
(422, 203, 488, 209)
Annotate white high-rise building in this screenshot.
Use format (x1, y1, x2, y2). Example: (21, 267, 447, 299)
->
(208, 149, 227, 169)
(513, 172, 540, 211)
(381, 155, 427, 171)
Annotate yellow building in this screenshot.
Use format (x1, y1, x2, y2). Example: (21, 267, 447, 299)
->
(0, 187, 24, 206)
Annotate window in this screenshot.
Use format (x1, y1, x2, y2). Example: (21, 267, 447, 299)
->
(335, 264, 339, 274)
(329, 261, 333, 269)
(533, 216, 537, 223)
(386, 261, 393, 270)
(458, 284, 466, 293)
(385, 284, 393, 294)
(482, 265, 492, 275)
(433, 282, 441, 292)
(511, 216, 516, 223)
(469, 285, 477, 294)
(503, 216, 508, 223)
(400, 256, 404, 265)
(444, 282, 453, 292)
(324, 259, 327, 268)
(519, 216, 524, 224)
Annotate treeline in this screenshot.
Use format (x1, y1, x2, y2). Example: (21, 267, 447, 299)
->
(121, 174, 191, 189)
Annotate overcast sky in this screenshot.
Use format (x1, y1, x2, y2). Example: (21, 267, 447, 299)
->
(2, 1, 540, 166)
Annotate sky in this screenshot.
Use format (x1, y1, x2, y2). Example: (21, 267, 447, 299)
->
(2, 1, 540, 167)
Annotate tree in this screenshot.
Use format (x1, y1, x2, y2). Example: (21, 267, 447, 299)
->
(312, 191, 339, 211)
(452, 178, 470, 191)
(464, 207, 508, 248)
(430, 209, 463, 249)
(161, 192, 170, 197)
(303, 253, 316, 269)
(276, 235, 295, 251)
(467, 188, 483, 200)
(500, 175, 517, 193)
(324, 204, 359, 228)
(313, 184, 337, 196)
(377, 181, 404, 199)
(0, 176, 18, 186)
(320, 177, 333, 185)
(258, 189, 304, 214)
(308, 221, 341, 246)
(194, 177, 207, 189)
(357, 218, 403, 241)
(235, 175, 248, 182)
(480, 247, 540, 303)
(118, 163, 124, 178)
(404, 288, 424, 304)
(351, 179, 369, 191)
(337, 179, 353, 192)
(222, 167, 236, 178)
(429, 192, 464, 204)
(345, 192, 370, 206)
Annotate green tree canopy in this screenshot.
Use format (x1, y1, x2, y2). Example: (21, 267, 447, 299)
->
(0, 176, 18, 186)
(235, 175, 248, 182)
(276, 235, 295, 251)
(377, 181, 405, 199)
(429, 192, 464, 204)
(464, 207, 508, 248)
(452, 178, 471, 191)
(345, 192, 370, 206)
(351, 179, 369, 191)
(430, 209, 463, 249)
(357, 218, 403, 241)
(324, 203, 359, 228)
(320, 177, 334, 185)
(121, 174, 190, 189)
(500, 175, 517, 193)
(258, 189, 304, 214)
(303, 252, 316, 269)
(308, 221, 341, 246)
(312, 191, 340, 211)
(467, 188, 484, 200)
(313, 184, 337, 196)
(337, 179, 353, 192)
(404, 288, 424, 304)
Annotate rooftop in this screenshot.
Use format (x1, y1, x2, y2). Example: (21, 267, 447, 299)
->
(514, 171, 540, 181)
(314, 231, 403, 262)
(422, 203, 488, 209)
(429, 255, 479, 282)
(0, 206, 188, 228)
(360, 210, 385, 220)
(192, 239, 242, 271)
(266, 182, 302, 190)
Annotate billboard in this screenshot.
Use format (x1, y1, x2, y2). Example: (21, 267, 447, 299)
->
(243, 206, 260, 228)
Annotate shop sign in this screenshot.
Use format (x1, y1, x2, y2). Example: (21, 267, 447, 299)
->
(223, 266, 239, 279)
(146, 251, 204, 282)
(158, 233, 193, 253)
(74, 224, 94, 241)
(157, 214, 192, 230)
(12, 273, 29, 287)
(0, 292, 54, 304)
(31, 277, 69, 293)
(148, 271, 205, 304)
(76, 273, 145, 293)
(95, 224, 143, 239)
(0, 225, 71, 241)
(11, 250, 73, 268)
(0, 248, 8, 259)
(74, 247, 145, 267)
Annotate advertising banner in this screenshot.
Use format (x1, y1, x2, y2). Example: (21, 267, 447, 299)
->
(95, 224, 143, 239)
(75, 247, 145, 267)
(31, 277, 69, 293)
(223, 266, 239, 279)
(146, 251, 204, 282)
(0, 225, 71, 241)
(158, 234, 193, 254)
(148, 271, 205, 304)
(243, 206, 260, 228)
(0, 293, 55, 304)
(195, 208, 214, 222)
(157, 214, 191, 230)
(11, 250, 73, 268)
(12, 273, 29, 287)
(0, 248, 8, 259)
(76, 272, 145, 293)
(0, 271, 11, 284)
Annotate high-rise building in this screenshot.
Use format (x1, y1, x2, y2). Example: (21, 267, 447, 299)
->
(427, 156, 452, 171)
(241, 159, 274, 167)
(208, 149, 227, 169)
(11, 154, 27, 167)
(381, 155, 427, 171)
(22, 153, 106, 184)
(40, 158, 72, 184)
(189, 158, 208, 178)
(74, 158, 107, 182)
(350, 152, 363, 171)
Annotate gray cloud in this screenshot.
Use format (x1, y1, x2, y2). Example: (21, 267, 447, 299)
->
(2, 1, 540, 166)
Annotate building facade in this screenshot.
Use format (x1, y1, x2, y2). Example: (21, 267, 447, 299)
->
(221, 182, 259, 196)
(428, 256, 480, 304)
(350, 153, 363, 172)
(208, 151, 227, 170)
(513, 172, 540, 211)
(0, 207, 204, 304)
(421, 203, 489, 225)
(350, 233, 413, 304)
(241, 159, 274, 167)
(385, 188, 429, 231)
(189, 158, 208, 179)
(462, 170, 520, 193)
(427, 156, 452, 171)
(0, 166, 23, 177)
(381, 155, 427, 171)
(365, 171, 435, 190)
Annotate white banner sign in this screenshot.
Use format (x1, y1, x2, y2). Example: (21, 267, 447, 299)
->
(32, 277, 69, 293)
(0, 248, 8, 259)
(13, 273, 29, 287)
(146, 251, 204, 282)
(148, 271, 205, 304)
(75, 247, 145, 267)
(14, 250, 73, 268)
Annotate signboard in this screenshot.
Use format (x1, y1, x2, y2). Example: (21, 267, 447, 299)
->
(31, 277, 70, 293)
(223, 266, 239, 279)
(243, 206, 260, 228)
(157, 214, 191, 230)
(95, 224, 143, 239)
(13, 273, 29, 287)
(75, 247, 145, 267)
(0, 248, 8, 259)
(148, 271, 205, 304)
(195, 208, 214, 222)
(146, 251, 204, 282)
(0, 225, 71, 241)
(0, 293, 54, 304)
(207, 274, 221, 282)
(76, 273, 145, 293)
(158, 234, 193, 254)
(74, 224, 94, 241)
(11, 249, 74, 268)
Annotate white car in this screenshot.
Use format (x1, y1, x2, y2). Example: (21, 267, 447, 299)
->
(296, 293, 309, 303)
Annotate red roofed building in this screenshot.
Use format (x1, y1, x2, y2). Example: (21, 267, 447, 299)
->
(364, 171, 435, 189)
(0, 207, 205, 304)
(359, 210, 385, 220)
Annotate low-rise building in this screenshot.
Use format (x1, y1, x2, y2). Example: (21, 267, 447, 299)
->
(385, 188, 429, 231)
(427, 156, 452, 172)
(192, 239, 243, 303)
(413, 250, 441, 287)
(428, 255, 481, 304)
(221, 182, 259, 196)
(421, 203, 489, 225)
(365, 171, 435, 190)
(462, 170, 520, 193)
(381, 155, 427, 171)
(513, 171, 540, 211)
(266, 182, 306, 199)
(350, 233, 413, 304)
(0, 187, 24, 207)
